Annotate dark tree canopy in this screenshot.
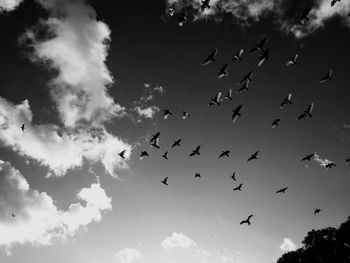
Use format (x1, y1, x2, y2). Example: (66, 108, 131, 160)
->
(277, 216, 350, 263)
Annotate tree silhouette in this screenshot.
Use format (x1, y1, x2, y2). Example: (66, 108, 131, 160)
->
(277, 216, 350, 263)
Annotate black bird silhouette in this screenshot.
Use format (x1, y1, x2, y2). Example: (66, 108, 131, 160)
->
(319, 69, 332, 83)
(219, 150, 230, 159)
(237, 81, 250, 94)
(222, 89, 232, 101)
(11, 213, 16, 218)
(276, 187, 288, 194)
(195, 173, 201, 178)
(301, 153, 315, 161)
(151, 138, 160, 149)
(314, 208, 321, 215)
(190, 145, 201, 157)
(297, 103, 314, 120)
(325, 162, 336, 169)
(272, 119, 281, 128)
(208, 92, 222, 106)
(163, 109, 173, 119)
(331, 0, 341, 7)
(140, 151, 149, 160)
(150, 132, 160, 143)
(230, 172, 237, 181)
(201, 0, 211, 10)
(286, 54, 299, 66)
(249, 37, 267, 54)
(233, 183, 243, 191)
(346, 158, 350, 164)
(118, 150, 126, 159)
(178, 12, 187, 27)
(280, 94, 293, 109)
(240, 214, 253, 225)
(232, 105, 243, 123)
(300, 7, 312, 24)
(233, 49, 244, 61)
(21, 124, 25, 131)
(202, 48, 218, 66)
(239, 70, 253, 84)
(247, 151, 259, 162)
(182, 111, 190, 119)
(162, 151, 168, 160)
(217, 64, 229, 79)
(161, 177, 168, 185)
(172, 139, 182, 148)
(258, 48, 270, 67)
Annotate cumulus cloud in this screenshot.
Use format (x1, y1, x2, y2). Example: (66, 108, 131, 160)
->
(280, 238, 297, 252)
(0, 97, 131, 177)
(0, 0, 23, 12)
(161, 232, 198, 250)
(0, 160, 111, 255)
(115, 248, 143, 263)
(313, 152, 334, 167)
(134, 106, 160, 120)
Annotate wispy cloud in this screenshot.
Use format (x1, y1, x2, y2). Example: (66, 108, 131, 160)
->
(0, 160, 111, 255)
(134, 106, 160, 120)
(279, 238, 297, 252)
(0, 97, 131, 177)
(313, 152, 334, 167)
(0, 0, 23, 12)
(115, 248, 143, 263)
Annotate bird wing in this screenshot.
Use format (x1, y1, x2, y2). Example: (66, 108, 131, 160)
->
(307, 103, 314, 114)
(248, 214, 253, 220)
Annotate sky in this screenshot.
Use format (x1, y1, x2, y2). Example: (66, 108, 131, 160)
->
(0, 0, 349, 263)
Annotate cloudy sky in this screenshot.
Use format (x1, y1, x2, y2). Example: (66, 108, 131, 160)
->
(0, 0, 349, 263)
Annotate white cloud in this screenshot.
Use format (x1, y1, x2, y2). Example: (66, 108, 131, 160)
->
(0, 0, 23, 11)
(0, 160, 111, 255)
(161, 232, 198, 251)
(279, 238, 297, 252)
(313, 152, 333, 167)
(115, 248, 143, 263)
(0, 97, 132, 177)
(135, 106, 160, 119)
(22, 0, 125, 128)
(221, 256, 234, 263)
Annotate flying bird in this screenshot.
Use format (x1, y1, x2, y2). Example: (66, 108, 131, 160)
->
(314, 208, 321, 215)
(201, 0, 211, 10)
(168, 6, 175, 16)
(178, 12, 187, 26)
(21, 124, 25, 131)
(219, 150, 230, 159)
(195, 173, 201, 178)
(190, 145, 201, 157)
(301, 153, 315, 161)
(118, 150, 126, 159)
(217, 64, 229, 79)
(202, 48, 218, 66)
(300, 7, 312, 24)
(249, 37, 267, 54)
(319, 69, 332, 83)
(182, 111, 190, 119)
(162, 151, 168, 160)
(325, 162, 336, 169)
(163, 109, 173, 119)
(150, 132, 160, 143)
(140, 151, 149, 159)
(331, 0, 341, 7)
(280, 94, 292, 109)
(232, 49, 244, 61)
(237, 81, 249, 94)
(151, 138, 160, 149)
(172, 139, 182, 148)
(297, 103, 314, 120)
(239, 70, 253, 84)
(233, 183, 243, 191)
(208, 92, 222, 106)
(222, 89, 232, 101)
(346, 158, 350, 164)
(240, 214, 253, 225)
(272, 118, 281, 128)
(258, 48, 270, 67)
(276, 187, 288, 194)
(11, 213, 15, 218)
(161, 177, 169, 185)
(232, 105, 243, 123)
(230, 172, 237, 181)
(286, 54, 299, 66)
(247, 151, 259, 162)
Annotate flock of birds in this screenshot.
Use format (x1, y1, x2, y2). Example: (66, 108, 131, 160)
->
(17, 0, 349, 226)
